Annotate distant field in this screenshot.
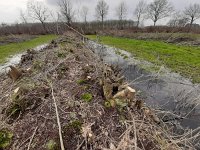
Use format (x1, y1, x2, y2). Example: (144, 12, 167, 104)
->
(0, 34, 57, 64)
(99, 31, 200, 43)
(87, 35, 200, 83)
(0, 35, 36, 45)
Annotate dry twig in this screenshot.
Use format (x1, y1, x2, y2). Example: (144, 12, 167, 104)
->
(50, 82, 65, 150)
(27, 126, 38, 150)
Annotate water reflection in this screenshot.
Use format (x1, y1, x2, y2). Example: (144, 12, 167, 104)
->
(88, 40, 200, 129)
(0, 44, 48, 73)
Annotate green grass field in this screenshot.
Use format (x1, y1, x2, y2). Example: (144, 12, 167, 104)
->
(87, 35, 200, 83)
(0, 34, 57, 64)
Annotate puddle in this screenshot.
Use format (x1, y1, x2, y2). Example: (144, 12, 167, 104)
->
(0, 44, 48, 73)
(88, 40, 200, 129)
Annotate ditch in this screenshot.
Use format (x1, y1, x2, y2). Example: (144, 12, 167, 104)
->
(88, 40, 200, 129)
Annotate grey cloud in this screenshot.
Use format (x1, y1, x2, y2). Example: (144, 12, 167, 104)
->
(45, 0, 200, 16)
(1, 0, 200, 24)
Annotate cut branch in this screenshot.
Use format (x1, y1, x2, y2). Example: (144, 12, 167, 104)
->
(50, 82, 65, 150)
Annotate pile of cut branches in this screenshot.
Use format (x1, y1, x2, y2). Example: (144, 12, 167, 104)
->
(0, 32, 199, 150)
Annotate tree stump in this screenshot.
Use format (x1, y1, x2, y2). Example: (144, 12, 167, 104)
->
(8, 66, 22, 81)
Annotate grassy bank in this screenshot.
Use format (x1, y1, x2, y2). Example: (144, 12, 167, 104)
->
(87, 35, 200, 83)
(0, 34, 57, 64)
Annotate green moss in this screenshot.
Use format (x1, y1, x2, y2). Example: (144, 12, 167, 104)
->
(0, 129, 13, 149)
(81, 93, 93, 102)
(65, 120, 82, 131)
(77, 79, 87, 85)
(57, 52, 67, 58)
(0, 34, 58, 64)
(87, 35, 200, 83)
(104, 99, 116, 108)
(104, 101, 112, 108)
(46, 140, 58, 150)
(115, 99, 128, 108)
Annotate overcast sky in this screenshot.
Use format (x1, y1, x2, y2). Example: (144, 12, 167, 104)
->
(0, 0, 200, 25)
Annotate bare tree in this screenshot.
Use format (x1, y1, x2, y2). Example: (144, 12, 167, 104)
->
(168, 12, 188, 27)
(116, 1, 127, 29)
(95, 0, 109, 29)
(59, 0, 74, 26)
(184, 3, 200, 27)
(49, 11, 62, 34)
(56, 13, 62, 34)
(116, 2, 127, 21)
(147, 0, 174, 26)
(81, 6, 89, 23)
(134, 0, 146, 27)
(27, 0, 49, 32)
(20, 9, 28, 24)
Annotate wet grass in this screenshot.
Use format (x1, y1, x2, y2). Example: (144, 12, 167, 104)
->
(0, 34, 57, 64)
(87, 35, 200, 83)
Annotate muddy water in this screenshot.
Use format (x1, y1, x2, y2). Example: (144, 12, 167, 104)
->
(88, 41, 200, 129)
(0, 44, 48, 73)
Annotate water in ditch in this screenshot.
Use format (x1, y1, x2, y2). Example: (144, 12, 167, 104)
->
(0, 44, 48, 74)
(88, 40, 200, 129)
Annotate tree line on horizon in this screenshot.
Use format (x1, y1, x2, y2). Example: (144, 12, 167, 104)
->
(1, 0, 200, 35)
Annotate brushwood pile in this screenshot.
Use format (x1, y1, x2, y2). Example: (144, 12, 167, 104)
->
(0, 32, 197, 150)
